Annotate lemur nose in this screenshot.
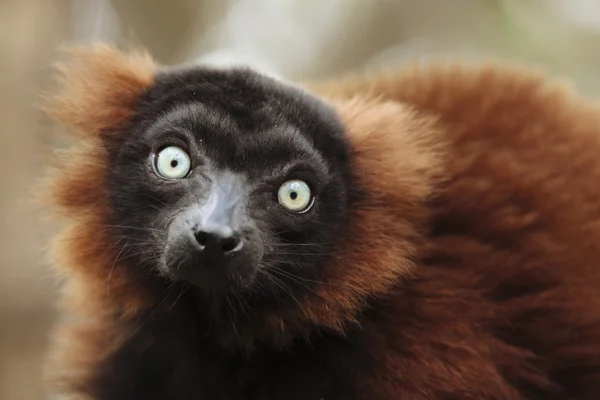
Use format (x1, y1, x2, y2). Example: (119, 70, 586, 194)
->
(194, 228, 243, 256)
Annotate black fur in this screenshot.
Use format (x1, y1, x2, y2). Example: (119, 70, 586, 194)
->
(98, 66, 366, 398)
(92, 293, 384, 400)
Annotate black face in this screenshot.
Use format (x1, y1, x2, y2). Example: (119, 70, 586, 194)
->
(106, 66, 352, 299)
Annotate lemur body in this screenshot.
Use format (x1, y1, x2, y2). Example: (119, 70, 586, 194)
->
(43, 46, 600, 399)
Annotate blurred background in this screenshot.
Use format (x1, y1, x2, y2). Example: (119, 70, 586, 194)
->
(1, 0, 600, 398)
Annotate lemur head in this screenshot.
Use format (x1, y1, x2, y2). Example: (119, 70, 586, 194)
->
(107, 64, 351, 296)
(44, 45, 442, 346)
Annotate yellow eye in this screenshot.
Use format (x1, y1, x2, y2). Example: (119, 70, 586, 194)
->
(155, 146, 191, 179)
(277, 180, 313, 212)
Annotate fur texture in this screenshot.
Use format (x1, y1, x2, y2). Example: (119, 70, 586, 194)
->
(42, 45, 600, 399)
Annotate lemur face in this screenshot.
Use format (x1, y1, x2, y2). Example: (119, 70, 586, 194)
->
(105, 67, 353, 297)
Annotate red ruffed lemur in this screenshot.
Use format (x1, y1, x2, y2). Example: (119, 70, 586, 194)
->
(41, 44, 600, 399)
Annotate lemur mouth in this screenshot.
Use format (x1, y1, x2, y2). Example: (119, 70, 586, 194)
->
(163, 238, 262, 294)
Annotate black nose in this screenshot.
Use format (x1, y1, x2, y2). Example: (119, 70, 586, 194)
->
(194, 228, 242, 256)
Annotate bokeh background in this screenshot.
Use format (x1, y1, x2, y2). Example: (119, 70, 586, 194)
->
(1, 1, 600, 398)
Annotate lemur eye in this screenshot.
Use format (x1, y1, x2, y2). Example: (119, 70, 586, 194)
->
(277, 180, 313, 212)
(154, 146, 191, 179)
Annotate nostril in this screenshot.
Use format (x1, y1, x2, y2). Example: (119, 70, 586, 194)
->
(220, 237, 240, 253)
(194, 231, 209, 247)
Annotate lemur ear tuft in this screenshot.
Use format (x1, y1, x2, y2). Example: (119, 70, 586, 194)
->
(43, 43, 156, 137)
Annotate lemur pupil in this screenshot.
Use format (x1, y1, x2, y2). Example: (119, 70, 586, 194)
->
(290, 192, 298, 200)
(170, 160, 178, 168)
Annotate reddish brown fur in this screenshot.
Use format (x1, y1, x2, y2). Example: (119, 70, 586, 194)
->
(43, 45, 600, 399)
(316, 64, 600, 398)
(42, 45, 157, 397)
(261, 99, 444, 339)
